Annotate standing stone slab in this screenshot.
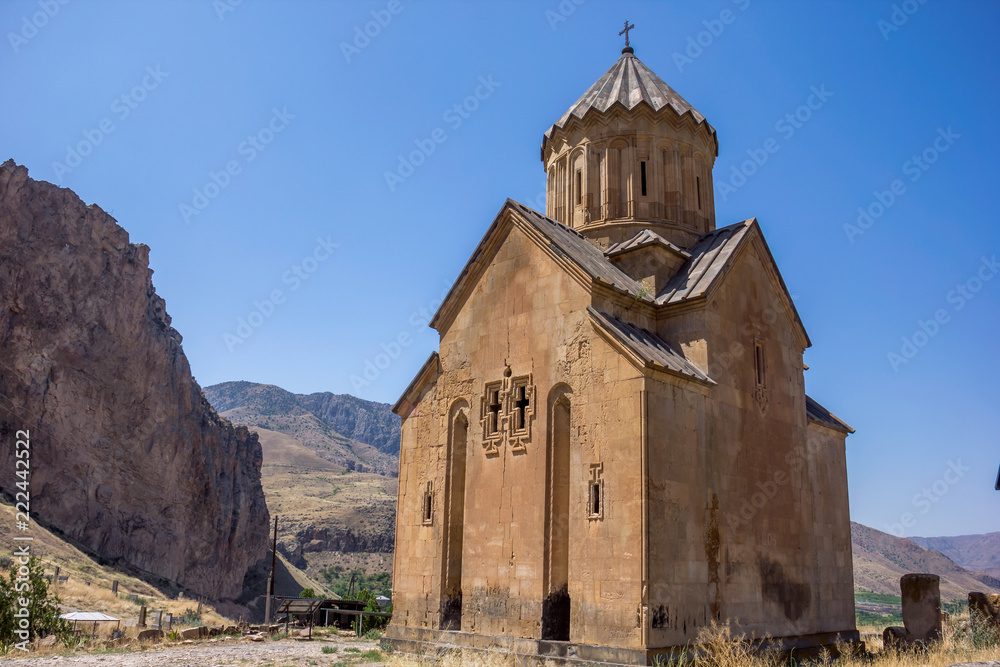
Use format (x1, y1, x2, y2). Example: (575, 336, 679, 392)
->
(970, 592, 1000, 630)
(901, 573, 942, 643)
(137, 629, 163, 642)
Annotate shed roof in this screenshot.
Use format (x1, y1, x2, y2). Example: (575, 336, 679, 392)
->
(806, 395, 855, 434)
(60, 612, 119, 622)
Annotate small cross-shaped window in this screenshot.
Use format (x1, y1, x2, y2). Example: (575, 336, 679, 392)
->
(514, 385, 530, 430)
(487, 389, 501, 434)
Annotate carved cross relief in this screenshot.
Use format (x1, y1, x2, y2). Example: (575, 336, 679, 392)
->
(480, 370, 534, 457)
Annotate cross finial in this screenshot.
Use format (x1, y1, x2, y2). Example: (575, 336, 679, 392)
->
(619, 19, 635, 48)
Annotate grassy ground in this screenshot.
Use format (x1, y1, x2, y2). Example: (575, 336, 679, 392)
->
(0, 500, 231, 628)
(383, 617, 1000, 667)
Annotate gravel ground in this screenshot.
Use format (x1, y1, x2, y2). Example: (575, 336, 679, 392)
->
(0, 635, 385, 667)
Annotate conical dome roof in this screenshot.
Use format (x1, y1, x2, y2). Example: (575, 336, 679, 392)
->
(543, 48, 717, 156)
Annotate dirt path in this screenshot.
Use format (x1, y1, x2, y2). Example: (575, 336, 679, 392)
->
(0, 635, 385, 667)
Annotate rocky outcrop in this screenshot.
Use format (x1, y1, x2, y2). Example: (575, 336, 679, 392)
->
(296, 392, 401, 455)
(203, 380, 400, 475)
(0, 160, 269, 600)
(276, 524, 394, 571)
(296, 524, 395, 554)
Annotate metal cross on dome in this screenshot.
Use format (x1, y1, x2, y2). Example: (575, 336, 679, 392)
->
(619, 20, 635, 47)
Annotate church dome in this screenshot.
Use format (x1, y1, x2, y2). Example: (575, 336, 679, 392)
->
(541, 46, 720, 249)
(541, 47, 718, 161)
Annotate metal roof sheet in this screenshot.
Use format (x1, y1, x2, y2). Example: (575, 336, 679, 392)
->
(588, 307, 714, 384)
(655, 219, 754, 305)
(543, 49, 717, 148)
(605, 228, 691, 259)
(505, 199, 647, 297)
(806, 395, 854, 433)
(60, 612, 120, 622)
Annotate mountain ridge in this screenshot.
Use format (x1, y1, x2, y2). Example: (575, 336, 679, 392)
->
(204, 380, 400, 476)
(909, 531, 1000, 579)
(851, 521, 1000, 600)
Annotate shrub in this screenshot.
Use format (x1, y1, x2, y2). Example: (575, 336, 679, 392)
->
(178, 607, 202, 625)
(351, 588, 391, 636)
(299, 588, 316, 598)
(321, 645, 337, 654)
(0, 557, 72, 654)
(359, 649, 383, 661)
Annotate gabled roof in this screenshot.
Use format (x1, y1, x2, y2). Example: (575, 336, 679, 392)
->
(806, 395, 854, 434)
(506, 200, 646, 294)
(605, 228, 691, 260)
(392, 352, 439, 417)
(429, 200, 648, 332)
(430, 201, 809, 351)
(656, 219, 754, 304)
(656, 218, 811, 348)
(588, 307, 714, 385)
(543, 49, 717, 154)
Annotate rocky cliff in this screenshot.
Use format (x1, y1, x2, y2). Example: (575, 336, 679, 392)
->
(0, 160, 269, 601)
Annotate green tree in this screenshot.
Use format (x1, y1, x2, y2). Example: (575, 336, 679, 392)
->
(299, 588, 316, 598)
(0, 557, 72, 654)
(351, 588, 391, 635)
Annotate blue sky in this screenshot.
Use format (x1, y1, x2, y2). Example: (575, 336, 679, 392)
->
(2, 0, 998, 538)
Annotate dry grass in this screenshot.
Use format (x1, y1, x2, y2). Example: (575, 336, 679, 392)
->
(54, 576, 231, 627)
(0, 499, 234, 633)
(384, 617, 1000, 667)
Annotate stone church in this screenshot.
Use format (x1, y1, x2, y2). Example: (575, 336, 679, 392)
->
(384, 41, 859, 663)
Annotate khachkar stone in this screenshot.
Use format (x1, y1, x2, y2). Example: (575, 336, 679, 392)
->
(902, 573, 942, 642)
(970, 591, 1000, 631)
(884, 573, 942, 649)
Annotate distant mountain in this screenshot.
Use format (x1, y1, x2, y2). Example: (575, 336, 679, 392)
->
(297, 391, 401, 454)
(851, 522, 1000, 600)
(203, 381, 398, 586)
(204, 381, 400, 476)
(909, 532, 1000, 579)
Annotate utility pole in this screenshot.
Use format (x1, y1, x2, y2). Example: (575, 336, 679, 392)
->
(264, 516, 278, 625)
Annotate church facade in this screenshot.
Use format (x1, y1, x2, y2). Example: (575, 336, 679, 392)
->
(384, 43, 858, 663)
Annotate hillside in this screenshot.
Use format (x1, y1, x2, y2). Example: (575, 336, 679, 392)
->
(851, 522, 1000, 600)
(204, 381, 399, 476)
(909, 532, 1000, 579)
(0, 499, 326, 624)
(203, 382, 399, 590)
